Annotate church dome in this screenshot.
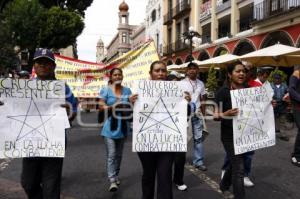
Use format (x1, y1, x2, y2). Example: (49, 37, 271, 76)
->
(119, 1, 129, 12)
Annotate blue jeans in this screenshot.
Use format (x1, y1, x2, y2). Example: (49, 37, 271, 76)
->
(222, 151, 255, 176)
(191, 115, 204, 166)
(104, 137, 124, 183)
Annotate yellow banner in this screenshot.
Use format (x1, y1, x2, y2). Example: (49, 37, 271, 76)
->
(55, 41, 159, 98)
(108, 41, 159, 88)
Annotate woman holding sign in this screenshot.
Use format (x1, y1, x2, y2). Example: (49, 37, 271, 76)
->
(214, 61, 247, 199)
(98, 68, 134, 192)
(130, 60, 191, 199)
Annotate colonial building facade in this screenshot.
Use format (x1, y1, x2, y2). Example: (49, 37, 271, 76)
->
(162, 0, 300, 66)
(145, 0, 164, 56)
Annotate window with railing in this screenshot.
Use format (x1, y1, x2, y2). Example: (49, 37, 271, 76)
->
(174, 0, 191, 17)
(216, 0, 231, 13)
(253, 0, 300, 21)
(200, 0, 212, 20)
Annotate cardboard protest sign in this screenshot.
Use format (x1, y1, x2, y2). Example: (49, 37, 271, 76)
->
(0, 78, 69, 159)
(132, 80, 187, 152)
(231, 81, 276, 155)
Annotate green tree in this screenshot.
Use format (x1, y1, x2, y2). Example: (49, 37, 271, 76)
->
(206, 66, 218, 94)
(1, 0, 86, 70)
(0, 7, 19, 71)
(39, 0, 93, 16)
(38, 6, 84, 49)
(268, 68, 287, 83)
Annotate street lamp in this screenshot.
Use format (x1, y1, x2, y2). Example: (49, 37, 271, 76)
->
(183, 26, 202, 61)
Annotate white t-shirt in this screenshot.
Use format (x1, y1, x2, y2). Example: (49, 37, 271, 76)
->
(181, 77, 205, 110)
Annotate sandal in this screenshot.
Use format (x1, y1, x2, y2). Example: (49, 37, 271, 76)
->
(291, 157, 300, 167)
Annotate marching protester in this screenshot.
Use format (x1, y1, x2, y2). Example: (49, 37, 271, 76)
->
(131, 60, 191, 199)
(167, 73, 188, 191)
(289, 66, 300, 167)
(271, 73, 289, 141)
(181, 62, 207, 171)
(221, 66, 273, 187)
(98, 68, 134, 192)
(21, 48, 77, 199)
(214, 61, 247, 199)
(248, 67, 271, 87)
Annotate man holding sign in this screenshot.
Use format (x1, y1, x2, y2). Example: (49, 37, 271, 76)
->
(0, 49, 77, 199)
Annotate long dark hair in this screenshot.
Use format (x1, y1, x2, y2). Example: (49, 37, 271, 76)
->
(226, 60, 245, 85)
(108, 68, 123, 84)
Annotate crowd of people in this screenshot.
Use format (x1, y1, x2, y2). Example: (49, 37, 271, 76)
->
(1, 48, 300, 199)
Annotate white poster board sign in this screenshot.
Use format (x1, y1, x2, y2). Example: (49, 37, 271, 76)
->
(0, 78, 69, 159)
(133, 80, 187, 152)
(231, 81, 276, 155)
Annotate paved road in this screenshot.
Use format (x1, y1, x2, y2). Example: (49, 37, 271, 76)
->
(1, 111, 299, 199)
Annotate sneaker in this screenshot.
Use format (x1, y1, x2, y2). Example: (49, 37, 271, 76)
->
(221, 170, 225, 180)
(175, 183, 187, 191)
(291, 157, 300, 167)
(116, 179, 121, 185)
(195, 164, 207, 171)
(244, 177, 254, 187)
(109, 182, 118, 192)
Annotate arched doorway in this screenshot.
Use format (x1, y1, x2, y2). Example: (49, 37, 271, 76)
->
(233, 40, 256, 55)
(175, 58, 183, 65)
(297, 36, 300, 47)
(197, 51, 210, 82)
(198, 50, 210, 61)
(213, 46, 228, 57)
(261, 31, 294, 82)
(185, 55, 194, 63)
(261, 31, 294, 48)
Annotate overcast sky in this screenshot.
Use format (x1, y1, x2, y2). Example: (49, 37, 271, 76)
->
(77, 0, 148, 62)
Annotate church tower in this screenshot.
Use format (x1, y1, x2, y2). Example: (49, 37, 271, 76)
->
(118, 0, 131, 55)
(96, 37, 105, 63)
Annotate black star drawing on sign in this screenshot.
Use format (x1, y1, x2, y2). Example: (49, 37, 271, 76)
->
(237, 104, 265, 136)
(138, 97, 181, 134)
(7, 99, 56, 142)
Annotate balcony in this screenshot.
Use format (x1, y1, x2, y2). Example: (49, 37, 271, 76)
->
(173, 0, 191, 19)
(200, 1, 212, 22)
(216, 0, 231, 14)
(253, 0, 300, 22)
(174, 39, 189, 52)
(163, 44, 173, 56)
(163, 11, 173, 25)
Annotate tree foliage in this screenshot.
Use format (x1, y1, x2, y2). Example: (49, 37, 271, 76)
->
(268, 68, 288, 83)
(206, 66, 218, 93)
(0, 16, 19, 70)
(39, 0, 93, 16)
(3, 0, 45, 51)
(39, 6, 84, 49)
(0, 0, 87, 70)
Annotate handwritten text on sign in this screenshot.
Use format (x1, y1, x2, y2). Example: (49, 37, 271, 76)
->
(132, 80, 187, 152)
(0, 78, 69, 159)
(231, 82, 275, 155)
